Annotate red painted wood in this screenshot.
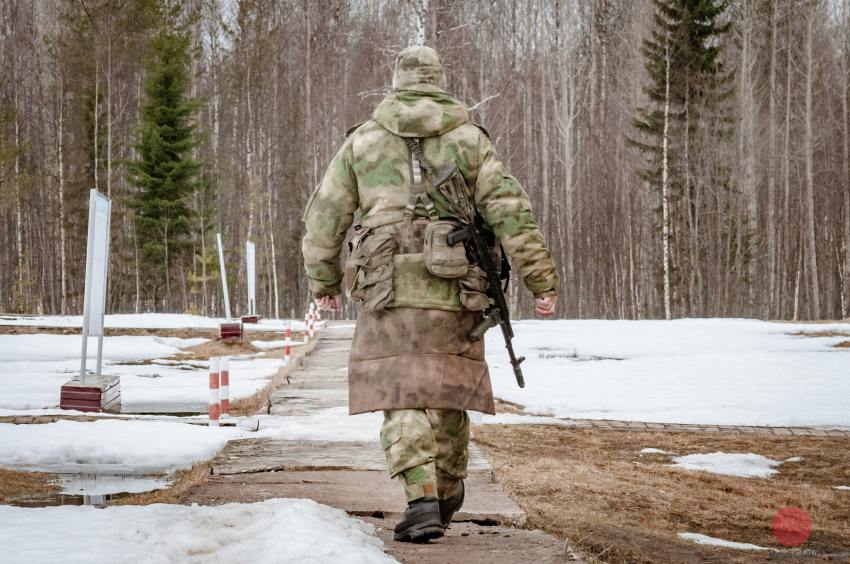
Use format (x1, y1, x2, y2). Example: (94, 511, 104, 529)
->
(219, 322, 243, 340)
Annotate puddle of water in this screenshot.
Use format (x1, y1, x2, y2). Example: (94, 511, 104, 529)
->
(10, 473, 170, 508)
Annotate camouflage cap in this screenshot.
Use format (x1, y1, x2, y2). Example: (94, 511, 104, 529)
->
(392, 46, 448, 92)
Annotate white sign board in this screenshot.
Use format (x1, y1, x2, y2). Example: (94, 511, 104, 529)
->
(217, 233, 232, 319)
(246, 240, 256, 316)
(80, 189, 112, 383)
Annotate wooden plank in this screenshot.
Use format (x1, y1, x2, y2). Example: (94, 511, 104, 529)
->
(60, 376, 121, 413)
(190, 469, 526, 526)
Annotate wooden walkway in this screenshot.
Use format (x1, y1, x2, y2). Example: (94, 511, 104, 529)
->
(185, 322, 584, 563)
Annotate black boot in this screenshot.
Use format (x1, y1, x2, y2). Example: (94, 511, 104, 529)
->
(394, 497, 444, 543)
(439, 480, 465, 527)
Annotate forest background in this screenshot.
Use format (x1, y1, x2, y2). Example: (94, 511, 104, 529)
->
(1, 0, 849, 321)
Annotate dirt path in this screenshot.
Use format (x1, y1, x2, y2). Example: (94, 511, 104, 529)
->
(183, 322, 583, 563)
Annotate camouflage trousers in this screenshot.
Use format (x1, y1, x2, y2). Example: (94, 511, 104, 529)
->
(380, 409, 469, 502)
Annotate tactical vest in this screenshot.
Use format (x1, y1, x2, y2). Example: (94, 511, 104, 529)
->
(345, 135, 489, 313)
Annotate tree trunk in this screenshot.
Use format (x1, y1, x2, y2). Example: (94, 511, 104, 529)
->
(14, 88, 25, 312)
(106, 11, 113, 198)
(767, 0, 778, 317)
(781, 11, 793, 319)
(93, 57, 100, 192)
(841, 3, 850, 317)
(803, 7, 820, 318)
(58, 74, 67, 314)
(661, 34, 673, 320)
(739, 2, 757, 313)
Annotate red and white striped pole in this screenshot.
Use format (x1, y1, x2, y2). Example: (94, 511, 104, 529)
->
(220, 356, 230, 418)
(208, 357, 220, 427)
(284, 320, 292, 366)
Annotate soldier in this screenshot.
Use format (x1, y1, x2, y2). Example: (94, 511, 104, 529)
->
(302, 46, 558, 543)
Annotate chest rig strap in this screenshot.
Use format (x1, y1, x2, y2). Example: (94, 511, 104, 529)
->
(404, 137, 439, 222)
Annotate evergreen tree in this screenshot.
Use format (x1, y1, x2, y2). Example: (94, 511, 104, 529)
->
(127, 28, 200, 308)
(631, 0, 734, 318)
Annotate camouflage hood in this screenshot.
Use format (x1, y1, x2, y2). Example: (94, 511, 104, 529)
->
(372, 90, 469, 138)
(372, 46, 468, 138)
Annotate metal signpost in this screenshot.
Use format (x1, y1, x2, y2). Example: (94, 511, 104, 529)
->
(246, 240, 256, 316)
(216, 232, 232, 319)
(80, 189, 112, 385)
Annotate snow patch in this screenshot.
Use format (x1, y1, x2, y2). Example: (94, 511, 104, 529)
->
(0, 498, 395, 563)
(479, 413, 570, 426)
(254, 407, 382, 442)
(251, 339, 305, 351)
(485, 318, 850, 427)
(0, 313, 312, 332)
(59, 474, 170, 496)
(0, 333, 285, 412)
(678, 532, 767, 551)
(0, 419, 243, 473)
(670, 452, 782, 478)
(639, 448, 674, 455)
(834, 485, 850, 491)
(784, 456, 804, 462)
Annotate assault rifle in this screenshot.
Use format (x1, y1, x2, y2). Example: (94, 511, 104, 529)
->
(406, 137, 526, 388)
(427, 161, 526, 388)
(446, 217, 526, 388)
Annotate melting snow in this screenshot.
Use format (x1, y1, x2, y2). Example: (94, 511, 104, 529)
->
(678, 532, 767, 551)
(670, 452, 782, 478)
(0, 498, 396, 563)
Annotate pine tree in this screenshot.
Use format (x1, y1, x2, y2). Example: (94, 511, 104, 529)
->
(631, 0, 734, 318)
(127, 29, 200, 309)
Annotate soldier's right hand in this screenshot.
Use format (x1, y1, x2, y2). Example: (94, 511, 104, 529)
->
(316, 294, 342, 312)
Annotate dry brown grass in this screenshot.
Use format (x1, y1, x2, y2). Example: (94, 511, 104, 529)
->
(182, 338, 262, 359)
(834, 341, 850, 349)
(0, 467, 60, 503)
(475, 425, 850, 563)
(789, 330, 850, 339)
(113, 462, 212, 506)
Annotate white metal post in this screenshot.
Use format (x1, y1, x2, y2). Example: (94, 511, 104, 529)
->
(80, 190, 111, 385)
(96, 196, 112, 380)
(80, 192, 96, 384)
(216, 233, 232, 319)
(246, 240, 256, 316)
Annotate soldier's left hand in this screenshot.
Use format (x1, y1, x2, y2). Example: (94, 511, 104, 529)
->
(534, 294, 557, 317)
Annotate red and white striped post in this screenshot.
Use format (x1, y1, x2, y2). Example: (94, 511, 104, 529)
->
(284, 320, 292, 366)
(308, 302, 316, 338)
(220, 356, 230, 418)
(208, 357, 221, 427)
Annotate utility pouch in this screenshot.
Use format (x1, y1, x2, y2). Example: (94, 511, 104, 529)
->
(423, 220, 469, 279)
(459, 265, 489, 311)
(345, 227, 395, 312)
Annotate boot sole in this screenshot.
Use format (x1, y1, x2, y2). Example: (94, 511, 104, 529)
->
(394, 523, 445, 543)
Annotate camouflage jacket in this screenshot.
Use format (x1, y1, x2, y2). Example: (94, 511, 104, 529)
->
(302, 88, 559, 310)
